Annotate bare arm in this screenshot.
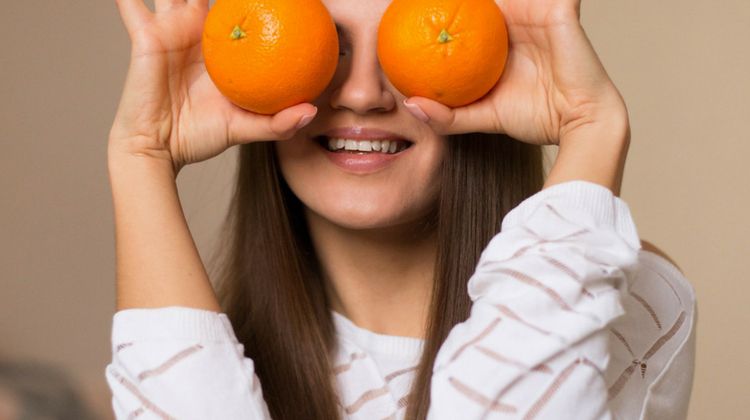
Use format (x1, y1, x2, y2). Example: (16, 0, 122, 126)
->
(108, 152, 221, 311)
(544, 114, 630, 197)
(108, 0, 316, 310)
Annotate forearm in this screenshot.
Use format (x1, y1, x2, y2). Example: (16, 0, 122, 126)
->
(429, 181, 641, 418)
(544, 115, 630, 197)
(108, 149, 221, 312)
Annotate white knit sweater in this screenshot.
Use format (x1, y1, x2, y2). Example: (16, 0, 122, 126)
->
(105, 180, 696, 419)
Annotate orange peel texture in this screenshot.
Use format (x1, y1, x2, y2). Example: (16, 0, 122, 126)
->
(202, 0, 339, 115)
(377, 0, 509, 108)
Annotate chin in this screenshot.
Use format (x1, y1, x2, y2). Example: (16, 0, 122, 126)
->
(273, 127, 446, 232)
(290, 177, 439, 230)
(301, 182, 440, 232)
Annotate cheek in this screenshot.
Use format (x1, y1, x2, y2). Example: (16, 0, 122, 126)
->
(274, 135, 446, 229)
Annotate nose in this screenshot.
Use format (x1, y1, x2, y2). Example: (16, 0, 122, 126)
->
(329, 46, 397, 114)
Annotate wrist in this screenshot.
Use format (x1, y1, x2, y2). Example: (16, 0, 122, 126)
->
(108, 138, 180, 180)
(545, 115, 630, 196)
(558, 86, 630, 145)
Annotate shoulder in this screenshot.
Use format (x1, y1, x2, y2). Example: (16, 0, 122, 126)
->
(606, 239, 696, 418)
(639, 239, 683, 275)
(633, 239, 694, 306)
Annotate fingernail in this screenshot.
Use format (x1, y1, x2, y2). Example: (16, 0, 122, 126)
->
(295, 108, 317, 129)
(403, 99, 430, 123)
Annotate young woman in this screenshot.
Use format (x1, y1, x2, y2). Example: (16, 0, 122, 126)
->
(106, 0, 696, 419)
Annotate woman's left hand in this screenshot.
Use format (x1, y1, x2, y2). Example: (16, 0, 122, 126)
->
(402, 0, 629, 147)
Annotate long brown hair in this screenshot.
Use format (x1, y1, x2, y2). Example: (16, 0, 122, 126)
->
(211, 132, 545, 420)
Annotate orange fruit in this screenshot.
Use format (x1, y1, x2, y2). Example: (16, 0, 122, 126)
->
(377, 0, 508, 108)
(202, 0, 339, 115)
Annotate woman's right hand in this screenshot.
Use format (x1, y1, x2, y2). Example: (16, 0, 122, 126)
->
(110, 0, 318, 175)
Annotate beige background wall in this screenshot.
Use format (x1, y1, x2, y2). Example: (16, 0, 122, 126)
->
(1, 0, 747, 418)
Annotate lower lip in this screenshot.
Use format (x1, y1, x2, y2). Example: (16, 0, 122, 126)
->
(315, 139, 412, 174)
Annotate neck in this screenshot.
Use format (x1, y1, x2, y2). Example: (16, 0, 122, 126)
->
(305, 209, 437, 339)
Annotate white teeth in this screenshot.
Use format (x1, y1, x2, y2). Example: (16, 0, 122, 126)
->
(344, 139, 358, 150)
(357, 141, 372, 151)
(322, 137, 410, 154)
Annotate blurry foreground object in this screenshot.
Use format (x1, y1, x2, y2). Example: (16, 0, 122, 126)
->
(0, 359, 96, 420)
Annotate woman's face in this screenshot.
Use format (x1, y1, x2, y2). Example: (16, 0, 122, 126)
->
(275, 0, 447, 230)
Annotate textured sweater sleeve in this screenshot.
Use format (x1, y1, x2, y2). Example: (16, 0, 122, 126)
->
(105, 307, 271, 419)
(428, 180, 643, 420)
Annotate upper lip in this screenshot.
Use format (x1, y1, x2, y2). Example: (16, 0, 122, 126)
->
(315, 126, 413, 142)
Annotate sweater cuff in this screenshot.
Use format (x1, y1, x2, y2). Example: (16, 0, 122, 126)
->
(501, 180, 642, 250)
(111, 306, 237, 344)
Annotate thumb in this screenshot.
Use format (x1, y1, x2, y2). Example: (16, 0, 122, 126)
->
(402, 97, 502, 136)
(227, 103, 318, 146)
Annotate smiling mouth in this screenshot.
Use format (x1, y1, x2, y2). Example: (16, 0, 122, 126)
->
(314, 136, 413, 154)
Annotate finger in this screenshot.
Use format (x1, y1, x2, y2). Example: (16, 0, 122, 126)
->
(226, 103, 318, 146)
(403, 97, 505, 136)
(155, 0, 185, 14)
(115, 0, 152, 33)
